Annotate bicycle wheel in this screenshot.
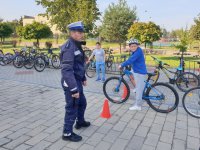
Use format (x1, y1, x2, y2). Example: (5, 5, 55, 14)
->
(13, 55, 24, 68)
(145, 82, 179, 113)
(5, 53, 13, 64)
(24, 56, 35, 69)
(103, 76, 130, 104)
(51, 54, 61, 69)
(176, 72, 200, 92)
(0, 56, 7, 66)
(34, 57, 46, 72)
(85, 62, 96, 78)
(182, 87, 200, 118)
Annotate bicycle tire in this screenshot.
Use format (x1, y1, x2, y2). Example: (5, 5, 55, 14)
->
(5, 53, 13, 64)
(51, 54, 61, 69)
(0, 56, 7, 66)
(85, 62, 96, 78)
(24, 56, 35, 69)
(103, 76, 130, 104)
(34, 56, 46, 72)
(145, 82, 179, 113)
(13, 55, 24, 68)
(176, 72, 200, 92)
(182, 87, 200, 118)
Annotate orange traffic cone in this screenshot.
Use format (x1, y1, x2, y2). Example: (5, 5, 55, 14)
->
(121, 85, 128, 99)
(100, 99, 111, 119)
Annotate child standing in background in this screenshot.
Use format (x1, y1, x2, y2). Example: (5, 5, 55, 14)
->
(87, 42, 106, 82)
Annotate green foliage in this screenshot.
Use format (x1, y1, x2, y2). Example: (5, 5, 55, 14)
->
(174, 28, 189, 52)
(36, 0, 100, 33)
(128, 21, 162, 46)
(16, 26, 24, 39)
(100, 0, 137, 47)
(23, 22, 52, 45)
(0, 22, 14, 42)
(190, 14, 200, 40)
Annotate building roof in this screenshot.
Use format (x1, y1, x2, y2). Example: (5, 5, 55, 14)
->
(23, 15, 35, 19)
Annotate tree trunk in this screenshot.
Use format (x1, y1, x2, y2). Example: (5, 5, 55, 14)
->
(36, 39, 39, 48)
(119, 43, 122, 54)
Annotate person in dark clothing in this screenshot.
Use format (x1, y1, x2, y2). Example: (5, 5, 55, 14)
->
(60, 21, 90, 142)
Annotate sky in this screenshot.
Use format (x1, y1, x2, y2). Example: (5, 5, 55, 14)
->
(0, 0, 199, 31)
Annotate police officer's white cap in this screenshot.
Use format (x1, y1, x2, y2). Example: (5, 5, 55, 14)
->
(68, 21, 84, 32)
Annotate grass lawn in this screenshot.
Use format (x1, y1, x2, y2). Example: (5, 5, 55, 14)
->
(113, 53, 199, 70)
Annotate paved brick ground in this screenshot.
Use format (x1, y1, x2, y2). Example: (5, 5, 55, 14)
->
(0, 65, 200, 150)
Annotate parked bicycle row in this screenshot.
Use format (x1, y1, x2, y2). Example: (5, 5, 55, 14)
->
(0, 47, 61, 72)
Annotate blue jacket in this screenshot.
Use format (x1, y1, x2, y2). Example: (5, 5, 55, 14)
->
(121, 47, 147, 74)
(60, 38, 86, 94)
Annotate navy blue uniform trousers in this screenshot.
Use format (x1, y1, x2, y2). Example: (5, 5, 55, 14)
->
(62, 79, 87, 134)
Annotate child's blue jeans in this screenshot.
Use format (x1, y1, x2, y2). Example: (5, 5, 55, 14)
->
(96, 62, 105, 80)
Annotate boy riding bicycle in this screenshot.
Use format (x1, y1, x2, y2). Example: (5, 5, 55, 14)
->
(119, 39, 147, 110)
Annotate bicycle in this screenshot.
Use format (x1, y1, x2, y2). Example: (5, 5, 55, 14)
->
(103, 67, 179, 113)
(0, 50, 8, 66)
(105, 49, 116, 71)
(151, 56, 200, 92)
(182, 87, 200, 118)
(85, 49, 115, 78)
(34, 48, 60, 72)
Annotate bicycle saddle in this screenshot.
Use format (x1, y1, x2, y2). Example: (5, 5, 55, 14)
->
(147, 72, 156, 77)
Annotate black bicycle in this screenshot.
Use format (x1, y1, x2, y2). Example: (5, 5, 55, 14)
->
(34, 48, 60, 72)
(152, 55, 200, 92)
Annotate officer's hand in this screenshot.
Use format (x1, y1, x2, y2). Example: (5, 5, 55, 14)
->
(72, 93, 80, 99)
(118, 65, 122, 70)
(83, 81, 87, 86)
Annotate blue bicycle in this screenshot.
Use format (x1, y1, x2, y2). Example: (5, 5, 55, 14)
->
(103, 67, 179, 113)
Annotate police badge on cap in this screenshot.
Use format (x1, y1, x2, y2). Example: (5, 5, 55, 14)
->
(68, 21, 84, 32)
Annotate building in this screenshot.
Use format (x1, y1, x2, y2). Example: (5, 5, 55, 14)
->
(23, 15, 62, 35)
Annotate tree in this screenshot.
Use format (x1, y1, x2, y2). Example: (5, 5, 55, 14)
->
(169, 30, 178, 41)
(23, 22, 52, 46)
(128, 21, 162, 48)
(190, 14, 200, 40)
(100, 0, 137, 52)
(36, 0, 100, 33)
(174, 28, 190, 52)
(0, 18, 3, 23)
(161, 28, 169, 38)
(0, 22, 13, 42)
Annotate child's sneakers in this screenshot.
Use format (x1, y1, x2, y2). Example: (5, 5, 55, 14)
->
(129, 105, 141, 111)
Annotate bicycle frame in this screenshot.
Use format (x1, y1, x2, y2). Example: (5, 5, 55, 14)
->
(152, 56, 184, 83)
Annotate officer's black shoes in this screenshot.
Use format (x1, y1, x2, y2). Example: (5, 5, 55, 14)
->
(75, 121, 91, 129)
(62, 132, 82, 142)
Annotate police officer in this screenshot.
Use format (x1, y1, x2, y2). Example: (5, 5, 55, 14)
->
(60, 21, 90, 142)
